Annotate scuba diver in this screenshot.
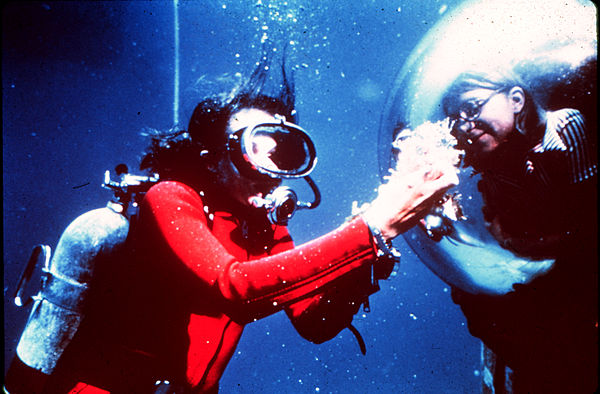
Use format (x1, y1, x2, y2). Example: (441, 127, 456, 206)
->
(441, 66, 598, 393)
(5, 57, 457, 393)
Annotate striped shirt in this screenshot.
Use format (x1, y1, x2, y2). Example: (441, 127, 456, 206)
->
(530, 108, 597, 185)
(477, 108, 597, 255)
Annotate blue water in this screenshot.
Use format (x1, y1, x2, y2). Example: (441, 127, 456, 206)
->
(3, 1, 480, 392)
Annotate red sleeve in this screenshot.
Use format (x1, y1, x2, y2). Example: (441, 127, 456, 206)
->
(140, 181, 379, 321)
(284, 263, 376, 344)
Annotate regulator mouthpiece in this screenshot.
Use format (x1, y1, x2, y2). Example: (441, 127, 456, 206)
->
(250, 176, 321, 226)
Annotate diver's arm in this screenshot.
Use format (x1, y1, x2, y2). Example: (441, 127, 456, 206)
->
(218, 216, 380, 321)
(284, 262, 379, 344)
(140, 181, 382, 322)
(141, 162, 456, 321)
(283, 164, 458, 342)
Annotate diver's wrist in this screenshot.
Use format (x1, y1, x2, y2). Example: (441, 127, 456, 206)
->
(363, 216, 401, 263)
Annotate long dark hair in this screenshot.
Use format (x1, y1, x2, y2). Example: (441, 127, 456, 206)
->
(139, 52, 296, 188)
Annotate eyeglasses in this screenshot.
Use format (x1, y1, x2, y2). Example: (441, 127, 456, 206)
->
(227, 115, 317, 179)
(454, 89, 505, 122)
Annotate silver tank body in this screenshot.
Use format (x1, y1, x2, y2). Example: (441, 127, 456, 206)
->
(16, 205, 129, 374)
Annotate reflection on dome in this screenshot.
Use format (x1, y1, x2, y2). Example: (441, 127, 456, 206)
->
(379, 0, 597, 295)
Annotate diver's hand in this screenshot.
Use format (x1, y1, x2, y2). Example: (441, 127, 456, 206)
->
(362, 164, 458, 241)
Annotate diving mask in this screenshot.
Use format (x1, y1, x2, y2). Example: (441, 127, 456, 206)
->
(227, 115, 317, 179)
(228, 115, 320, 225)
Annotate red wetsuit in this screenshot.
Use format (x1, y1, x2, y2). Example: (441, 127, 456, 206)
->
(60, 180, 382, 393)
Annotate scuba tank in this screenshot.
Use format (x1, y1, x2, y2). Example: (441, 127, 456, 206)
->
(4, 164, 158, 393)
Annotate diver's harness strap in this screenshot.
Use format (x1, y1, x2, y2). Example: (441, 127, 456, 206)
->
(12, 244, 88, 314)
(14, 245, 50, 308)
(39, 269, 89, 313)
